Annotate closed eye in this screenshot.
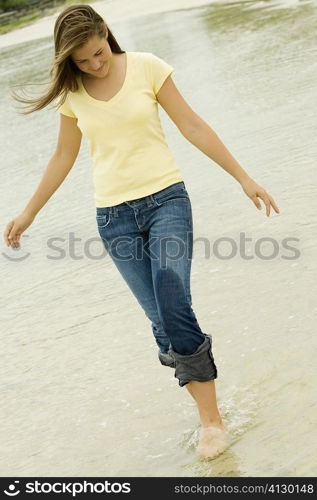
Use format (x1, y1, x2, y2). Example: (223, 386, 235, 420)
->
(76, 50, 103, 63)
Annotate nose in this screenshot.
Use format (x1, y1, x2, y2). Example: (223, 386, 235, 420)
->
(90, 60, 102, 71)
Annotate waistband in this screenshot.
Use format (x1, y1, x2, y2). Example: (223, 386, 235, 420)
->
(96, 181, 186, 215)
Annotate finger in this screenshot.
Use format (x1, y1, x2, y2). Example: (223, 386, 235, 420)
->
(13, 232, 22, 247)
(4, 222, 14, 245)
(7, 229, 18, 247)
(261, 191, 280, 215)
(257, 192, 271, 216)
(15, 233, 21, 247)
(252, 196, 262, 210)
(269, 196, 280, 214)
(264, 196, 271, 217)
(7, 234, 16, 247)
(7, 236, 14, 248)
(10, 237, 20, 249)
(7, 238, 14, 248)
(11, 234, 20, 248)
(8, 229, 16, 240)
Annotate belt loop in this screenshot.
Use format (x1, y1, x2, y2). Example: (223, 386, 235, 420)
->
(147, 195, 155, 207)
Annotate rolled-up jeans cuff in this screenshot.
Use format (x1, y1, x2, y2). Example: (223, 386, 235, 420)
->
(158, 350, 176, 368)
(170, 334, 218, 387)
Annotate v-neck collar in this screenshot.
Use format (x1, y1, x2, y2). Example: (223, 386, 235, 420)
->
(79, 52, 130, 106)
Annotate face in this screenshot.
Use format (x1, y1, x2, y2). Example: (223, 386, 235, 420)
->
(71, 34, 112, 78)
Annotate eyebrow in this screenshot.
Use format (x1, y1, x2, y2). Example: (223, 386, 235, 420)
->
(74, 48, 103, 63)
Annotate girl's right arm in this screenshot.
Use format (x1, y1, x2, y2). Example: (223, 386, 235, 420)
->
(3, 114, 82, 248)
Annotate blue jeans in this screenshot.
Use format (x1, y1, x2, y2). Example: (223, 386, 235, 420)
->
(96, 181, 218, 386)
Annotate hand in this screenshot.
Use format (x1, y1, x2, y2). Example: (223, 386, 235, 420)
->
(240, 177, 280, 217)
(3, 212, 35, 248)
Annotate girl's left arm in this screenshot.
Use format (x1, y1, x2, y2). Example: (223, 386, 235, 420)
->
(157, 76, 280, 217)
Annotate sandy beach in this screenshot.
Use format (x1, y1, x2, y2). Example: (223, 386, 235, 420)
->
(0, 0, 219, 48)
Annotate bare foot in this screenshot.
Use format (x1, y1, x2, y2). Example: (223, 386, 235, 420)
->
(196, 422, 230, 459)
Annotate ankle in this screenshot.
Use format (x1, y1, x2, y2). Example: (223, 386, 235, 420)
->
(201, 416, 224, 428)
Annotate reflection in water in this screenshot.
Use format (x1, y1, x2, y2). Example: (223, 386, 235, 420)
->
(1, 0, 316, 477)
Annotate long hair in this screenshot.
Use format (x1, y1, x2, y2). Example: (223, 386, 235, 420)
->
(11, 4, 125, 114)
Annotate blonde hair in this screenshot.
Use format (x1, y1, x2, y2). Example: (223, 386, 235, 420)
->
(11, 4, 125, 114)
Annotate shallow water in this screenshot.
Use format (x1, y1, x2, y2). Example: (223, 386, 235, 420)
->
(0, 0, 316, 477)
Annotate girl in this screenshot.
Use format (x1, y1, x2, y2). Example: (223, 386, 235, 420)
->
(4, 4, 279, 460)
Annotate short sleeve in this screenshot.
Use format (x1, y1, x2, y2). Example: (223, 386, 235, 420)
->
(149, 53, 174, 95)
(57, 93, 76, 118)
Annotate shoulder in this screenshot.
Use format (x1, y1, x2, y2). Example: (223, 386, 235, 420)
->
(128, 51, 167, 62)
(128, 51, 173, 74)
(128, 50, 152, 58)
(56, 75, 81, 117)
(59, 75, 81, 103)
(127, 50, 154, 64)
(127, 51, 154, 79)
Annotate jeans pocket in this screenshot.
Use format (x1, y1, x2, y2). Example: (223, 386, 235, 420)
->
(96, 212, 112, 229)
(154, 185, 190, 207)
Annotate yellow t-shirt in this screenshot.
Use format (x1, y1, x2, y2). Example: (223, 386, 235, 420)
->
(57, 51, 184, 207)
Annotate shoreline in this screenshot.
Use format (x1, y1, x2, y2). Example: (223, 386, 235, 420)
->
(0, 0, 219, 49)
(0, 0, 93, 36)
